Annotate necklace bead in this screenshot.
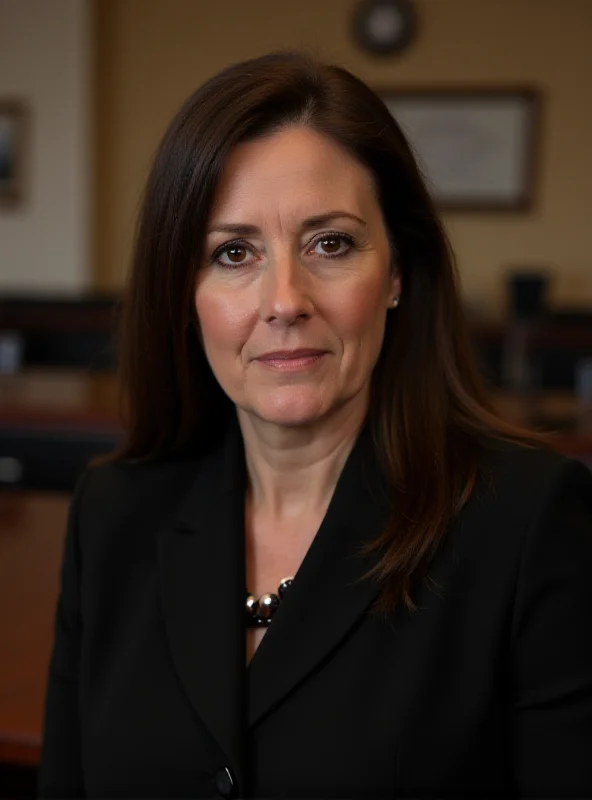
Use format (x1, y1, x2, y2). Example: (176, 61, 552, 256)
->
(246, 576, 294, 627)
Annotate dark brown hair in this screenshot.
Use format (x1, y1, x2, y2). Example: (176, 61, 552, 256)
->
(110, 50, 544, 615)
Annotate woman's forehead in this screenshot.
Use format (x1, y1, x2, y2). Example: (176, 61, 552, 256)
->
(207, 128, 378, 229)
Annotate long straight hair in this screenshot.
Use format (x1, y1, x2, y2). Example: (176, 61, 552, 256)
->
(109, 50, 545, 616)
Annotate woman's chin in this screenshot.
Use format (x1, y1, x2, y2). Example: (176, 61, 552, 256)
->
(246, 392, 330, 429)
(255, 407, 326, 429)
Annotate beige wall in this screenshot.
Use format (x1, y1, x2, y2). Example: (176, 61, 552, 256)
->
(95, 0, 592, 316)
(0, 0, 92, 293)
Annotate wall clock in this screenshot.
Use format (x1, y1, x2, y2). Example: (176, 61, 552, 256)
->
(352, 0, 417, 56)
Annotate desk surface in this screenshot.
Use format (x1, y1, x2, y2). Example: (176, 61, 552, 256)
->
(1, 371, 592, 765)
(494, 391, 592, 456)
(0, 369, 121, 432)
(0, 491, 68, 764)
(2, 369, 592, 452)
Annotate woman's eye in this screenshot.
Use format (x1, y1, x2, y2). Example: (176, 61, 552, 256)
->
(311, 234, 354, 258)
(211, 233, 354, 268)
(213, 243, 254, 267)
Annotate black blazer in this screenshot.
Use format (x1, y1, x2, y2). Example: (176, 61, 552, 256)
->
(38, 420, 592, 799)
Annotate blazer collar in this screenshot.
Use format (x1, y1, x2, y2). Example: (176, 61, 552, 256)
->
(157, 416, 392, 783)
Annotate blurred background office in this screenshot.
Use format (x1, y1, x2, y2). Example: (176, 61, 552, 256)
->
(1, 0, 592, 796)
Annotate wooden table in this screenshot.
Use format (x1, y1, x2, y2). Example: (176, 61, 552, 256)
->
(0, 369, 120, 764)
(1, 369, 591, 452)
(0, 370, 592, 767)
(0, 492, 69, 765)
(0, 368, 120, 433)
(493, 390, 592, 460)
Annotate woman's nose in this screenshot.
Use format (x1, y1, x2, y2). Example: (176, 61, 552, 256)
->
(259, 257, 314, 325)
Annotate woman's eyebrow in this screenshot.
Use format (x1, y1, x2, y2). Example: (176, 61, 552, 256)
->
(206, 211, 367, 236)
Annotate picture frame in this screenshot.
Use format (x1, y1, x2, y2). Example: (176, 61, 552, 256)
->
(377, 88, 541, 211)
(0, 100, 28, 208)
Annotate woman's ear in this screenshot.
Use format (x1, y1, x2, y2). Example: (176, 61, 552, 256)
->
(389, 268, 401, 307)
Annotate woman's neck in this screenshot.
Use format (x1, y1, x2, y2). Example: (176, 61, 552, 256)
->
(237, 398, 368, 523)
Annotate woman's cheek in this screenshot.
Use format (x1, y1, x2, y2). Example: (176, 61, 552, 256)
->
(196, 290, 254, 352)
(328, 277, 386, 337)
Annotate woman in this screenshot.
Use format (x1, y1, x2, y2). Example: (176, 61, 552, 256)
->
(39, 51, 592, 799)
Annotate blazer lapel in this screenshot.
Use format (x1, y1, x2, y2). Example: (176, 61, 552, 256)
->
(157, 417, 393, 764)
(247, 424, 393, 728)
(157, 421, 248, 786)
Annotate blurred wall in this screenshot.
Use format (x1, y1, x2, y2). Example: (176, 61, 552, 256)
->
(95, 0, 592, 315)
(0, 0, 92, 293)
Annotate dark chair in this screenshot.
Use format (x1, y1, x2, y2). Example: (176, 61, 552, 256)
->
(0, 294, 120, 371)
(0, 428, 120, 493)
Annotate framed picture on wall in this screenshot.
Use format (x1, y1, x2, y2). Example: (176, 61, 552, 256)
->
(0, 100, 28, 207)
(377, 88, 541, 211)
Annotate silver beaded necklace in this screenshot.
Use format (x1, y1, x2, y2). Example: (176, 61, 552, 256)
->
(245, 576, 294, 627)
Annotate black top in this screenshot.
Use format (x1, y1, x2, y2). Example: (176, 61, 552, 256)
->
(38, 420, 592, 798)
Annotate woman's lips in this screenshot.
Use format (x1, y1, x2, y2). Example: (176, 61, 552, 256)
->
(255, 349, 328, 371)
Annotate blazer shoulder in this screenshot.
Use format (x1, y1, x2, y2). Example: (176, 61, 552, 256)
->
(479, 437, 589, 486)
(472, 437, 592, 532)
(73, 451, 211, 544)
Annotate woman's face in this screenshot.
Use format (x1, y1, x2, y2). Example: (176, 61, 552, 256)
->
(195, 126, 400, 429)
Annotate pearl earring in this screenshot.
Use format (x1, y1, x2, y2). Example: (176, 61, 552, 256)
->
(392, 296, 400, 308)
